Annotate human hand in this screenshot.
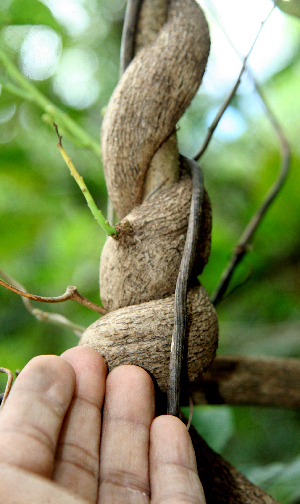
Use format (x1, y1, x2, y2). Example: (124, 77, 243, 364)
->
(0, 346, 206, 503)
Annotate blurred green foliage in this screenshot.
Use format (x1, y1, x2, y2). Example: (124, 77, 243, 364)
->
(276, 0, 300, 19)
(0, 1, 300, 501)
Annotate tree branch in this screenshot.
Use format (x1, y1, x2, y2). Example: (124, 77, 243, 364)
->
(189, 354, 300, 408)
(190, 426, 279, 504)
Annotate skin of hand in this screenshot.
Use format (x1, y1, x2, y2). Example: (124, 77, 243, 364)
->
(0, 346, 206, 504)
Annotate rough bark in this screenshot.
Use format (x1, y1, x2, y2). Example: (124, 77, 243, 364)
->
(190, 354, 300, 408)
(100, 169, 212, 311)
(80, 285, 218, 393)
(86, 0, 281, 501)
(101, 0, 210, 219)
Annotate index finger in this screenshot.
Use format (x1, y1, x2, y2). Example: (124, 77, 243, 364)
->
(0, 354, 75, 477)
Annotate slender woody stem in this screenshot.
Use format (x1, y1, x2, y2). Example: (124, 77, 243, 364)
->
(0, 276, 107, 315)
(120, 0, 143, 74)
(191, 1, 290, 306)
(0, 269, 85, 336)
(211, 82, 290, 305)
(167, 157, 204, 416)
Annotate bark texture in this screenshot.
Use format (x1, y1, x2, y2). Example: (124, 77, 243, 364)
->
(101, 0, 210, 219)
(190, 354, 300, 408)
(85, 0, 218, 402)
(95, 0, 217, 401)
(80, 286, 218, 393)
(100, 169, 212, 311)
(190, 427, 278, 504)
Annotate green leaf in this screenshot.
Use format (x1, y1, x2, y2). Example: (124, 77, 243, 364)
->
(4, 0, 62, 33)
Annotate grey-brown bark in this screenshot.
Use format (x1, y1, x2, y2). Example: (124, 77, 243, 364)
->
(190, 354, 300, 408)
(100, 169, 212, 311)
(101, 0, 210, 219)
(80, 285, 218, 393)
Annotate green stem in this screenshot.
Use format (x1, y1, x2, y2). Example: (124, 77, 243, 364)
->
(0, 48, 101, 156)
(57, 142, 117, 237)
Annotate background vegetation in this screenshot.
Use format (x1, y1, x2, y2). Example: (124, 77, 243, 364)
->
(0, 0, 299, 501)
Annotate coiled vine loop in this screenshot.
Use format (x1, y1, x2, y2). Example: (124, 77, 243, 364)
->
(80, 0, 218, 398)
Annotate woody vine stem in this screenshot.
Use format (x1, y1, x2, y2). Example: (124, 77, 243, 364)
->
(121, 0, 289, 416)
(120, 0, 205, 416)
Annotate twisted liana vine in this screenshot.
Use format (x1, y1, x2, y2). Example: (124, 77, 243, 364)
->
(79, 1, 280, 502)
(80, 0, 218, 397)
(0, 0, 293, 500)
(0, 0, 288, 501)
(121, 0, 208, 418)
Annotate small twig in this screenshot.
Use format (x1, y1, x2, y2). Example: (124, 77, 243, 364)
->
(194, 2, 277, 161)
(211, 78, 290, 306)
(0, 275, 107, 315)
(30, 309, 85, 337)
(53, 122, 63, 145)
(0, 367, 13, 410)
(53, 123, 118, 238)
(167, 157, 204, 416)
(192, 1, 290, 305)
(0, 270, 85, 337)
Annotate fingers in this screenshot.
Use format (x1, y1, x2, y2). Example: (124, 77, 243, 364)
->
(53, 346, 107, 503)
(0, 348, 205, 504)
(0, 354, 75, 477)
(0, 464, 87, 504)
(149, 416, 206, 504)
(98, 365, 155, 504)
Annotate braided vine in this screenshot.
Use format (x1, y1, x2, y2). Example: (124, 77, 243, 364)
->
(80, 0, 218, 395)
